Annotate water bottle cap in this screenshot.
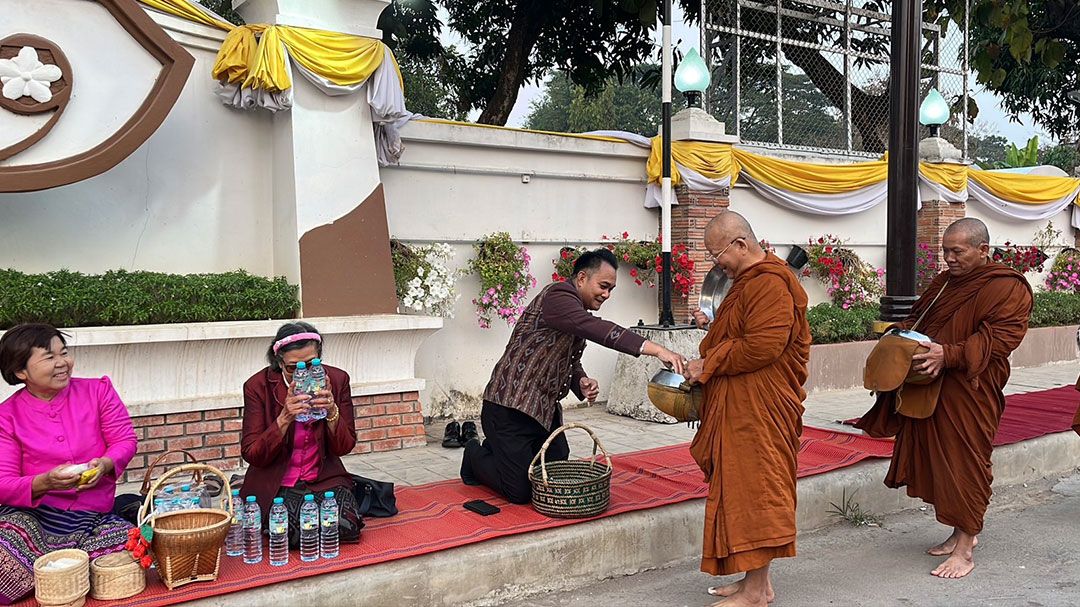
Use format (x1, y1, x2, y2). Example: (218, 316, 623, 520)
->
(232, 489, 240, 496)
(164, 487, 174, 493)
(296, 361, 307, 369)
(312, 358, 321, 366)
(273, 497, 284, 504)
(246, 495, 257, 502)
(153, 498, 163, 504)
(181, 485, 191, 491)
(304, 494, 315, 501)
(324, 491, 334, 498)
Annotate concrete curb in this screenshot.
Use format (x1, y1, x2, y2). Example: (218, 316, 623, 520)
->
(180, 432, 1080, 607)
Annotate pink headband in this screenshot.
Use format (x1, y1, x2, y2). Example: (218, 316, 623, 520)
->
(273, 332, 321, 354)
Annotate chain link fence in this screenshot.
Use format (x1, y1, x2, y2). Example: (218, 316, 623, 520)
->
(702, 0, 970, 157)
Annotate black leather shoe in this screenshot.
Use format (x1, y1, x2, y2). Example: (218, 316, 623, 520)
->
(459, 421, 479, 446)
(442, 421, 462, 448)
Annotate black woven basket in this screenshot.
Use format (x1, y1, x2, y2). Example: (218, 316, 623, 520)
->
(528, 423, 612, 519)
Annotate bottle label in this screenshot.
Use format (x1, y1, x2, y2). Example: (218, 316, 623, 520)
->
(272, 523, 287, 534)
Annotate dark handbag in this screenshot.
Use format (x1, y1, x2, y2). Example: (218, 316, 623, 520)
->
(350, 474, 398, 517)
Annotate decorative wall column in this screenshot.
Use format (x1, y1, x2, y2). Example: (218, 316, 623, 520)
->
(916, 136, 967, 287)
(241, 0, 398, 317)
(666, 107, 738, 322)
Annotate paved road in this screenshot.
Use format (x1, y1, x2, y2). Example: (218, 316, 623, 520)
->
(497, 474, 1080, 607)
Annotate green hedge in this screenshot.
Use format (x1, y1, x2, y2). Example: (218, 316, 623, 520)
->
(807, 303, 880, 344)
(807, 292, 1080, 344)
(0, 269, 298, 329)
(1029, 291, 1080, 328)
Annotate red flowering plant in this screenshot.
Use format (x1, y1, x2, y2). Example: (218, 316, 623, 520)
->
(803, 235, 883, 309)
(550, 232, 694, 298)
(992, 241, 1049, 274)
(125, 525, 154, 569)
(551, 246, 586, 282)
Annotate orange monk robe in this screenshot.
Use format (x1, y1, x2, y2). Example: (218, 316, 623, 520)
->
(689, 254, 811, 576)
(857, 262, 1032, 536)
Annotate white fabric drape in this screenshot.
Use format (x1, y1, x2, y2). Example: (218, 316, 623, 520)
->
(967, 179, 1080, 228)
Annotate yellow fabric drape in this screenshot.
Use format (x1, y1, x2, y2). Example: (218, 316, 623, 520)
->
(646, 138, 733, 185)
(968, 171, 1080, 204)
(732, 148, 887, 194)
(140, 0, 392, 93)
(919, 161, 968, 193)
(139, 0, 234, 31)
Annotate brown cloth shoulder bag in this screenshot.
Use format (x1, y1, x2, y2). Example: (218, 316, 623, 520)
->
(862, 281, 949, 419)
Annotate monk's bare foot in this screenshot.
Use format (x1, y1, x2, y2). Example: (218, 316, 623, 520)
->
(707, 580, 775, 603)
(930, 553, 975, 579)
(711, 591, 770, 607)
(927, 532, 978, 556)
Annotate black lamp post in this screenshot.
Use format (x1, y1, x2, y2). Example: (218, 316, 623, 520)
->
(880, 0, 923, 322)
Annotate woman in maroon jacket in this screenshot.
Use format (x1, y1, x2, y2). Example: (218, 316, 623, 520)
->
(241, 322, 362, 547)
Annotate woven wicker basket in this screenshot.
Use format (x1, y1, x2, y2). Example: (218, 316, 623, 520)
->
(528, 423, 612, 519)
(33, 548, 89, 607)
(137, 463, 234, 590)
(90, 551, 145, 600)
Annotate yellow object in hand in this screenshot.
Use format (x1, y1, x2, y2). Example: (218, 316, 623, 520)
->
(78, 467, 100, 486)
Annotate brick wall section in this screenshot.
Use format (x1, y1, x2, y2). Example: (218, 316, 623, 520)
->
(669, 185, 730, 322)
(916, 199, 966, 276)
(122, 390, 426, 484)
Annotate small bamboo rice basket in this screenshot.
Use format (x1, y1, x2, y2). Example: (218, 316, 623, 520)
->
(90, 551, 145, 600)
(34, 548, 90, 607)
(528, 423, 612, 519)
(137, 463, 234, 590)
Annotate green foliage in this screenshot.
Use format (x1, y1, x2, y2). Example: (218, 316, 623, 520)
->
(0, 269, 297, 329)
(380, 0, 698, 125)
(1029, 291, 1080, 327)
(194, 0, 244, 25)
(526, 68, 684, 136)
(1039, 144, 1080, 175)
(827, 489, 882, 527)
(806, 303, 880, 344)
(467, 233, 536, 328)
(927, 0, 1080, 140)
(1001, 136, 1041, 168)
(398, 55, 468, 121)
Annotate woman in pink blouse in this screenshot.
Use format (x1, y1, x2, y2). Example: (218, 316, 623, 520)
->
(0, 323, 137, 604)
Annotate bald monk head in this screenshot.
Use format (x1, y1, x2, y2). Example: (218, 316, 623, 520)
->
(942, 218, 991, 277)
(704, 211, 767, 279)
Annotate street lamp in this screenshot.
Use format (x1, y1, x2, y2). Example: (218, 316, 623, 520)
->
(674, 47, 710, 109)
(919, 88, 950, 138)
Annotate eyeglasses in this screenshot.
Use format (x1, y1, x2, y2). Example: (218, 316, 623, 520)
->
(282, 358, 316, 373)
(710, 237, 744, 263)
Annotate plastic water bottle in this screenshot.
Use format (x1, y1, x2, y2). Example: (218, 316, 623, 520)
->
(299, 494, 320, 562)
(320, 491, 339, 559)
(152, 497, 165, 518)
(180, 484, 198, 510)
(243, 496, 262, 564)
(292, 362, 313, 423)
(225, 489, 244, 557)
(307, 359, 328, 421)
(268, 497, 289, 566)
(162, 486, 179, 512)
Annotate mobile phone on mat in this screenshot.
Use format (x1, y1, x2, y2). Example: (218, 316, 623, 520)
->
(463, 499, 501, 516)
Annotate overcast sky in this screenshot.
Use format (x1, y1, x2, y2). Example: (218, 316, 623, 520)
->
(448, 7, 1053, 146)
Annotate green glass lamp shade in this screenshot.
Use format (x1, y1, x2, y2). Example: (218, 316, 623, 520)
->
(918, 88, 950, 126)
(674, 47, 711, 93)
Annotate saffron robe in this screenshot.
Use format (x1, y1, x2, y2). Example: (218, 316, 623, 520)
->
(856, 262, 1032, 536)
(690, 254, 811, 575)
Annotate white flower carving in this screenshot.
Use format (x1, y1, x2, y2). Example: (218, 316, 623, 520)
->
(0, 46, 63, 103)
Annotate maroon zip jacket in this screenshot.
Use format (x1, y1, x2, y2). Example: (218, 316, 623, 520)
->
(241, 365, 356, 513)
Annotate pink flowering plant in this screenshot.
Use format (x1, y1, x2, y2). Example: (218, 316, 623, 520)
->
(803, 234, 884, 309)
(915, 243, 939, 293)
(1044, 248, 1080, 293)
(468, 232, 536, 329)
